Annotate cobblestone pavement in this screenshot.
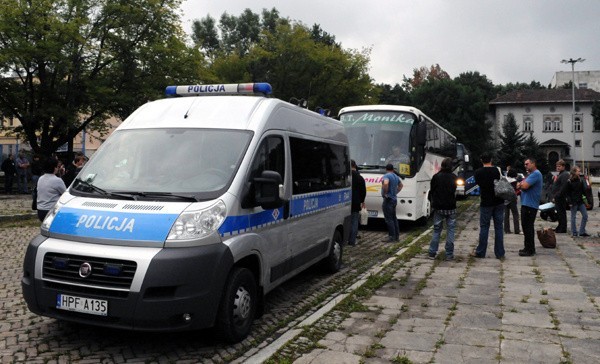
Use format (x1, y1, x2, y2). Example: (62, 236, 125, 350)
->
(3, 193, 600, 363)
(0, 194, 429, 363)
(272, 195, 600, 364)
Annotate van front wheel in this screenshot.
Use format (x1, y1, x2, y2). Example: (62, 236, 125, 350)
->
(216, 267, 257, 343)
(324, 230, 343, 273)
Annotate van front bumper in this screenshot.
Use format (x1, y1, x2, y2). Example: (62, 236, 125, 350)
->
(22, 236, 233, 331)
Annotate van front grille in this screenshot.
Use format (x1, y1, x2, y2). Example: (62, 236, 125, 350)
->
(43, 252, 137, 290)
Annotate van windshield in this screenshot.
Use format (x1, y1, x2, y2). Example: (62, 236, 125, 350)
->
(74, 128, 252, 200)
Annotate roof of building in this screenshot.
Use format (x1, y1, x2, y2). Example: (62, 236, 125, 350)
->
(490, 89, 600, 104)
(539, 138, 570, 147)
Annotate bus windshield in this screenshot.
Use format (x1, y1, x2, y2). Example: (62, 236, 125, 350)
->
(340, 111, 415, 171)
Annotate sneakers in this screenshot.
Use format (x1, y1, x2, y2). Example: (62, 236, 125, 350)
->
(445, 255, 455, 261)
(469, 252, 484, 258)
(579, 233, 591, 237)
(427, 253, 436, 260)
(572, 233, 578, 237)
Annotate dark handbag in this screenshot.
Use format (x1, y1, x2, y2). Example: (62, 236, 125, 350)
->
(536, 228, 556, 249)
(31, 187, 37, 211)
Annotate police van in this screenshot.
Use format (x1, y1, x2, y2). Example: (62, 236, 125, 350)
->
(22, 83, 352, 342)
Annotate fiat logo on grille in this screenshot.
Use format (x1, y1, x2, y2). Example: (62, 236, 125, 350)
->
(79, 262, 93, 278)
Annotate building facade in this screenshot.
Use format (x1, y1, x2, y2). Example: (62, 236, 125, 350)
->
(490, 89, 600, 175)
(550, 70, 600, 92)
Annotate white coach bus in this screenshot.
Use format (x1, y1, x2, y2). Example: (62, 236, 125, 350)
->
(339, 105, 466, 223)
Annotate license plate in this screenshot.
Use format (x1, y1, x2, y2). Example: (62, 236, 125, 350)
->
(56, 294, 108, 316)
(368, 210, 378, 217)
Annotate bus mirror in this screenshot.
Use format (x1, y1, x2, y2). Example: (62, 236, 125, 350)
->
(417, 119, 427, 145)
(254, 170, 284, 209)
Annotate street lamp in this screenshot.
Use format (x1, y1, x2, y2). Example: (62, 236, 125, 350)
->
(561, 57, 585, 170)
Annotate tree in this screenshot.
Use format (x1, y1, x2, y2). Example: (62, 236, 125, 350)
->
(192, 9, 376, 112)
(0, 0, 205, 157)
(410, 78, 492, 162)
(498, 113, 527, 169)
(592, 100, 600, 131)
(376, 83, 410, 105)
(522, 134, 548, 175)
(192, 15, 220, 59)
(402, 64, 450, 91)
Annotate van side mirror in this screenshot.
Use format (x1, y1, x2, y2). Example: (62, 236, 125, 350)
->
(254, 170, 284, 209)
(464, 155, 470, 163)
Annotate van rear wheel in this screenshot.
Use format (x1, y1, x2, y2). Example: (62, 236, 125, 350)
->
(324, 230, 343, 273)
(216, 267, 257, 343)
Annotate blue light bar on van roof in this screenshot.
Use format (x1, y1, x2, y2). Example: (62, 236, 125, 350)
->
(165, 83, 272, 97)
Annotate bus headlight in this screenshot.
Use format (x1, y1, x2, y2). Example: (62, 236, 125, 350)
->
(456, 178, 465, 187)
(167, 200, 227, 241)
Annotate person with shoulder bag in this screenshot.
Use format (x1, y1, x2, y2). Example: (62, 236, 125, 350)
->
(551, 159, 569, 233)
(504, 168, 520, 234)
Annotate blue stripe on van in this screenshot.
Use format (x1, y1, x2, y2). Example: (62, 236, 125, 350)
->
(219, 188, 351, 237)
(49, 207, 178, 243)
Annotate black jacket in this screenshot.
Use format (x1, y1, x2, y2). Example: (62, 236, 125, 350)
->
(559, 177, 587, 205)
(429, 170, 457, 210)
(351, 170, 367, 212)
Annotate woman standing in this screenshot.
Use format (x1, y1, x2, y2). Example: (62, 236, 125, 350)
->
(559, 165, 590, 237)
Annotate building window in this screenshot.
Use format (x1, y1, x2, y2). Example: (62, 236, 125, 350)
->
(543, 114, 562, 132)
(579, 83, 588, 89)
(594, 117, 600, 132)
(594, 142, 600, 157)
(523, 116, 533, 132)
(575, 140, 581, 147)
(544, 117, 552, 132)
(574, 115, 583, 132)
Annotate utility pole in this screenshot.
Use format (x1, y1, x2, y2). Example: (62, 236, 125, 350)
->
(561, 57, 585, 170)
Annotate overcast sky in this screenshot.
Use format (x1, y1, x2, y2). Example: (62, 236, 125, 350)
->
(180, 0, 600, 87)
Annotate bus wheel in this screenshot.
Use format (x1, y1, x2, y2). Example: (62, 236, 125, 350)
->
(216, 267, 257, 343)
(324, 230, 343, 273)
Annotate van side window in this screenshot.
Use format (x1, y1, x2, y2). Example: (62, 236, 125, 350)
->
(248, 136, 285, 181)
(290, 137, 350, 194)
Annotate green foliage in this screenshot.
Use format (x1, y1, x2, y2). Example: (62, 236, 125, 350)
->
(522, 134, 549, 174)
(410, 77, 493, 160)
(498, 113, 527, 169)
(192, 9, 376, 113)
(0, 0, 205, 157)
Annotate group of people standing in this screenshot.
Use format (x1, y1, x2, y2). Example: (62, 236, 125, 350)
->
(427, 151, 592, 261)
(1, 151, 87, 221)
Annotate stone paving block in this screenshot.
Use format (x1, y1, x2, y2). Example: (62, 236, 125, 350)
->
(379, 331, 439, 352)
(442, 326, 500, 347)
(502, 311, 554, 329)
(434, 343, 499, 364)
(449, 308, 502, 330)
(294, 349, 362, 364)
(363, 295, 404, 310)
(500, 339, 563, 363)
(376, 348, 432, 364)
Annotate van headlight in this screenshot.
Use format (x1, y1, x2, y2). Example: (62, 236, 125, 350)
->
(167, 200, 227, 240)
(41, 203, 62, 231)
(456, 178, 465, 187)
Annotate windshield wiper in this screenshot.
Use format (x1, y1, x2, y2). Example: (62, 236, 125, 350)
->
(112, 191, 199, 202)
(73, 178, 135, 200)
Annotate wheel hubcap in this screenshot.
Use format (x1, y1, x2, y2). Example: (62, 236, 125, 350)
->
(233, 286, 252, 321)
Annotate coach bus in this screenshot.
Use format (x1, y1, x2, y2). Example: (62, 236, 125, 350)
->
(339, 105, 467, 222)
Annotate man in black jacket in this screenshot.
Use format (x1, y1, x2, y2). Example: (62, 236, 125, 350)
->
(349, 160, 367, 246)
(1, 154, 17, 194)
(427, 157, 457, 260)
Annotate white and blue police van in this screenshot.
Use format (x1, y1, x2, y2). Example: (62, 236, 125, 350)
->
(22, 83, 352, 342)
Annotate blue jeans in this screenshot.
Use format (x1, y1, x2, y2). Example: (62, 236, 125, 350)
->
(570, 203, 588, 235)
(382, 198, 399, 241)
(475, 204, 505, 258)
(429, 211, 456, 257)
(349, 211, 360, 245)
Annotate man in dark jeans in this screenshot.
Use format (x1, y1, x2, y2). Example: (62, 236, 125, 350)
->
(517, 157, 543, 256)
(471, 152, 505, 259)
(551, 159, 569, 233)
